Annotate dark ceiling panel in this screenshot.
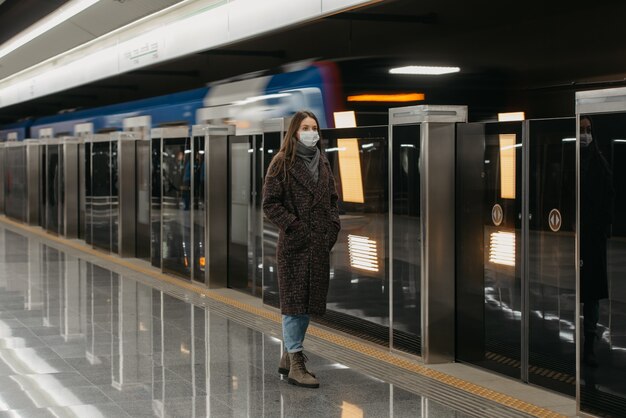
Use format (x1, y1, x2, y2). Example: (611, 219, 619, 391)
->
(2, 0, 626, 124)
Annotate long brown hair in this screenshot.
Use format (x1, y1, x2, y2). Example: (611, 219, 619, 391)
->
(267, 110, 322, 181)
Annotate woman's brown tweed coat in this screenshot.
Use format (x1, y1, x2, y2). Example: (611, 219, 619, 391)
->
(262, 152, 341, 315)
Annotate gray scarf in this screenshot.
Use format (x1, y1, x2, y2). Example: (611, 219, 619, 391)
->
(295, 139, 320, 182)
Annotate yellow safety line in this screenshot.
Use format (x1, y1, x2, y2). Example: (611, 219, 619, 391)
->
(0, 216, 567, 418)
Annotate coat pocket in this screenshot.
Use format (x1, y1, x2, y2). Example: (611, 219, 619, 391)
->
(285, 222, 309, 251)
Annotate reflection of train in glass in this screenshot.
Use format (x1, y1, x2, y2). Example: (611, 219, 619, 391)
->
(0, 61, 343, 140)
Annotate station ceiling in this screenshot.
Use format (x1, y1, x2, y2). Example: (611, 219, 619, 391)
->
(0, 0, 186, 79)
(2, 0, 626, 124)
(0, 0, 70, 46)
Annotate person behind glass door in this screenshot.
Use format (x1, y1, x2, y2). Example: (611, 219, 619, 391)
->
(182, 154, 191, 210)
(262, 110, 341, 388)
(579, 115, 614, 367)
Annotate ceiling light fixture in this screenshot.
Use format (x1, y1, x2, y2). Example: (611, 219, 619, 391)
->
(0, 0, 100, 60)
(347, 93, 425, 102)
(333, 111, 357, 128)
(498, 112, 525, 121)
(389, 66, 460, 75)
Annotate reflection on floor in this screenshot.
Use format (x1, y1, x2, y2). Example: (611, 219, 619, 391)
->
(479, 231, 626, 406)
(0, 226, 477, 417)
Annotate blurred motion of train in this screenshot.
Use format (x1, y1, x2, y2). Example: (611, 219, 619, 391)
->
(0, 61, 344, 140)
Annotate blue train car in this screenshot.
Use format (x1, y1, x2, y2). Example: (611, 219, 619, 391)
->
(30, 88, 207, 138)
(22, 62, 342, 138)
(0, 120, 32, 141)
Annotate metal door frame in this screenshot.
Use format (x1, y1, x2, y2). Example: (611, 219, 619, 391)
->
(61, 137, 82, 239)
(521, 120, 530, 383)
(124, 116, 151, 260)
(388, 105, 467, 363)
(113, 132, 141, 257)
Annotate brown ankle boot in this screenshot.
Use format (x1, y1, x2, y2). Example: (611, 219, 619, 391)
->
(288, 352, 319, 388)
(278, 351, 290, 376)
(279, 351, 316, 377)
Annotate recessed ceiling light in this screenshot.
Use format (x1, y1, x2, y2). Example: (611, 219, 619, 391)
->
(389, 66, 460, 75)
(498, 112, 525, 121)
(347, 93, 425, 102)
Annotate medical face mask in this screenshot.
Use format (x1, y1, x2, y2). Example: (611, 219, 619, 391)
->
(299, 130, 319, 147)
(580, 133, 593, 147)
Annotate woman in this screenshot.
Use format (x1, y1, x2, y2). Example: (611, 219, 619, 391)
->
(262, 110, 341, 388)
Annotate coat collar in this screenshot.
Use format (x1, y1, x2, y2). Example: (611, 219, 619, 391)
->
(288, 154, 330, 206)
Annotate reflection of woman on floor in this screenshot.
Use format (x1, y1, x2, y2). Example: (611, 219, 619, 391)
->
(579, 115, 614, 367)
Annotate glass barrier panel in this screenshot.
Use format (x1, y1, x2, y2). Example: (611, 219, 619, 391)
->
(252, 134, 263, 296)
(192, 135, 205, 283)
(321, 126, 390, 346)
(39, 146, 46, 228)
(391, 124, 421, 356)
(111, 141, 119, 254)
(58, 147, 64, 234)
(262, 131, 283, 308)
(151, 138, 162, 268)
(161, 137, 191, 279)
(528, 118, 576, 395)
(84, 142, 92, 244)
(46, 145, 60, 235)
(91, 141, 111, 252)
(579, 112, 626, 416)
(456, 122, 523, 379)
(228, 135, 254, 293)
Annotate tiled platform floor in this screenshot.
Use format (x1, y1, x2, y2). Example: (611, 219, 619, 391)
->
(0, 221, 576, 417)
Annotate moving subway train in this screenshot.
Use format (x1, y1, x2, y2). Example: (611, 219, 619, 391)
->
(2, 61, 626, 417)
(0, 61, 342, 141)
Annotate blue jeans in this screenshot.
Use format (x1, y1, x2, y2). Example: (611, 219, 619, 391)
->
(282, 314, 310, 353)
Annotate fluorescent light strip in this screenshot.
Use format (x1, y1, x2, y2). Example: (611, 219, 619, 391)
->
(347, 93, 425, 102)
(498, 112, 525, 122)
(0, 0, 101, 60)
(562, 138, 576, 142)
(337, 138, 365, 204)
(389, 66, 460, 75)
(499, 134, 516, 199)
(348, 234, 379, 272)
(489, 231, 516, 266)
